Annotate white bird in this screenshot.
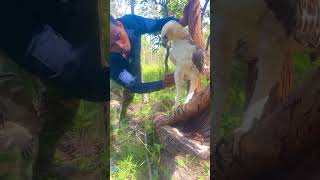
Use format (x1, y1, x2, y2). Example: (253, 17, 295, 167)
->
(161, 20, 209, 107)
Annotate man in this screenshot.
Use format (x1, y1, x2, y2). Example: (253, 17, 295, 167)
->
(0, 0, 108, 179)
(110, 14, 184, 120)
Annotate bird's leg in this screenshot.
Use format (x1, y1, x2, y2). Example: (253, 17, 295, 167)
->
(174, 67, 184, 108)
(185, 75, 198, 103)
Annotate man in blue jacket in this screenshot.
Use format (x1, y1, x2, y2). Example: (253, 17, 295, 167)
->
(110, 14, 184, 120)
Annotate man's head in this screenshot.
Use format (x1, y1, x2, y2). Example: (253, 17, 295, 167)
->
(110, 15, 131, 57)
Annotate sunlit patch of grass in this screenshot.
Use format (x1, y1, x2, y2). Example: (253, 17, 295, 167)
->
(111, 125, 148, 179)
(111, 156, 138, 180)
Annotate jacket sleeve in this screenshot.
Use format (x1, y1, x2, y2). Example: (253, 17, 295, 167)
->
(127, 80, 165, 93)
(111, 68, 164, 94)
(121, 15, 179, 34)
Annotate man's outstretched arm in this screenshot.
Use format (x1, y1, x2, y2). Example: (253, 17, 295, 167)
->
(119, 14, 180, 34)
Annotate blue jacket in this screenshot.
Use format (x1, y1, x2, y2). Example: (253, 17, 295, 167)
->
(110, 15, 178, 93)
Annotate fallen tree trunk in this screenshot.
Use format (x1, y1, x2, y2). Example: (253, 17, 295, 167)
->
(213, 68, 320, 180)
(155, 86, 210, 159)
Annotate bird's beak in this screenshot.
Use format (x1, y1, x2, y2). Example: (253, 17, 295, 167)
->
(161, 35, 168, 47)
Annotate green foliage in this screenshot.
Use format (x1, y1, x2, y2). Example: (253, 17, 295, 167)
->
(111, 126, 146, 179)
(293, 53, 320, 87)
(167, 0, 188, 18)
(112, 156, 138, 179)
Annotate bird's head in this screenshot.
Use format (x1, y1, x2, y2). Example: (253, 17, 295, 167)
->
(161, 20, 190, 47)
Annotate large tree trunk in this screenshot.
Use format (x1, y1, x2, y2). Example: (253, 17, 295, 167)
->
(181, 0, 205, 49)
(213, 68, 320, 180)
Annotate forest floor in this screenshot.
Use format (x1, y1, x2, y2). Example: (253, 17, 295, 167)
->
(110, 63, 210, 179)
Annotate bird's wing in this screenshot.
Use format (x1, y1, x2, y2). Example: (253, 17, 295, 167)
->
(192, 47, 210, 78)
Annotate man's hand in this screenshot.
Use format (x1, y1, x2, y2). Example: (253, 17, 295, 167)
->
(163, 74, 175, 88)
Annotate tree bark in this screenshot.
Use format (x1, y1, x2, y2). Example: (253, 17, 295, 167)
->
(213, 68, 320, 180)
(181, 0, 206, 49)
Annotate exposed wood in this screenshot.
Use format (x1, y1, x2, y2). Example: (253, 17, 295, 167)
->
(155, 86, 209, 127)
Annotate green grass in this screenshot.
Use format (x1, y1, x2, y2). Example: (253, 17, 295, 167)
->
(111, 61, 210, 179)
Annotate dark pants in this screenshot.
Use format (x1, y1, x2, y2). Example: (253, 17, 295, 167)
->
(119, 89, 134, 122)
